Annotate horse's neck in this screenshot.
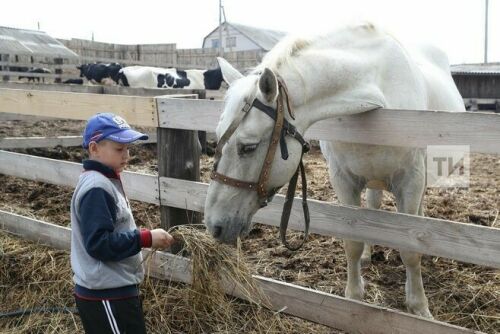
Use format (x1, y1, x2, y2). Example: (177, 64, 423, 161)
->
(278, 36, 411, 133)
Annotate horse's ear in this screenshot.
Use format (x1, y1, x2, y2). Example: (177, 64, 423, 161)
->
(217, 57, 243, 85)
(258, 68, 278, 103)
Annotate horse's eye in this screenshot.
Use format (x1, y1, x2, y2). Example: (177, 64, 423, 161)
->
(238, 143, 258, 155)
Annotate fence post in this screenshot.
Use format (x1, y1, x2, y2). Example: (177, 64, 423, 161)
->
(54, 58, 63, 83)
(1, 54, 9, 82)
(196, 90, 207, 154)
(157, 95, 201, 253)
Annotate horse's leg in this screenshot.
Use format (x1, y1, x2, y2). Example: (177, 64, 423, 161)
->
(362, 189, 383, 265)
(332, 175, 365, 300)
(393, 173, 432, 318)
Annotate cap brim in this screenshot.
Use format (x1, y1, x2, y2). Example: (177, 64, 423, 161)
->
(105, 129, 149, 144)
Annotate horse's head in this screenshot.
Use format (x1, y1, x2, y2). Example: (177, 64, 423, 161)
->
(204, 58, 308, 244)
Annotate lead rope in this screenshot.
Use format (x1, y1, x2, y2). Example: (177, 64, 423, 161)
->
(277, 79, 310, 251)
(279, 158, 310, 251)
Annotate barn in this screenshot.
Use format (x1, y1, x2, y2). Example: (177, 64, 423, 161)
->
(451, 63, 500, 112)
(0, 25, 79, 82)
(202, 21, 287, 52)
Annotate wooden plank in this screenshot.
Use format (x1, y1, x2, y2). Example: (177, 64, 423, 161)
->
(0, 81, 204, 97)
(0, 81, 104, 94)
(0, 136, 83, 149)
(251, 276, 481, 334)
(463, 98, 499, 104)
(0, 112, 56, 121)
(0, 210, 71, 250)
(159, 177, 500, 269)
(0, 71, 76, 80)
(0, 88, 157, 127)
(1, 54, 9, 81)
(0, 150, 159, 205)
(156, 98, 500, 154)
(0, 61, 77, 69)
(0, 134, 157, 149)
(1, 150, 498, 268)
(0, 210, 481, 334)
(157, 94, 201, 253)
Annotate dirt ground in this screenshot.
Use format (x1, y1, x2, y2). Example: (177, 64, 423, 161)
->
(0, 118, 499, 333)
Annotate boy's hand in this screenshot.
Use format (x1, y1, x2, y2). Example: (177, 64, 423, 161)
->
(150, 229, 175, 250)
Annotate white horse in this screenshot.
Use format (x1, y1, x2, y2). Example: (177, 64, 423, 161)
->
(204, 23, 465, 318)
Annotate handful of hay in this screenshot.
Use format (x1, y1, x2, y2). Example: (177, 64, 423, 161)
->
(154, 225, 273, 332)
(141, 225, 331, 333)
(177, 227, 266, 297)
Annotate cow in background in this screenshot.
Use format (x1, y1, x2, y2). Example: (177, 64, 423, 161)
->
(117, 66, 224, 90)
(157, 68, 224, 90)
(63, 78, 84, 85)
(115, 66, 177, 88)
(17, 67, 51, 83)
(77, 63, 122, 85)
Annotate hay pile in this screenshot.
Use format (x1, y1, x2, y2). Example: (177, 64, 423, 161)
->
(0, 229, 336, 333)
(0, 232, 79, 333)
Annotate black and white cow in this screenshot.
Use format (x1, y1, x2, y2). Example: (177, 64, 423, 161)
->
(77, 63, 122, 85)
(203, 67, 224, 90)
(18, 67, 51, 83)
(157, 69, 191, 88)
(116, 66, 224, 90)
(115, 66, 174, 87)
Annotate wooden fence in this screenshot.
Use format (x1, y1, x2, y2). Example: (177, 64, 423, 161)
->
(1, 86, 499, 333)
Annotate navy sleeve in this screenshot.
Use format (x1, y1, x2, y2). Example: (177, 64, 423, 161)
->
(78, 188, 141, 262)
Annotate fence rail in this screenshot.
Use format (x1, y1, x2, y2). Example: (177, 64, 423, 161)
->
(0, 210, 481, 334)
(1, 150, 498, 269)
(3, 89, 498, 154)
(0, 134, 157, 149)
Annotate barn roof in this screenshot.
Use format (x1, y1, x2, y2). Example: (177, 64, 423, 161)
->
(0, 26, 79, 58)
(451, 63, 500, 76)
(203, 22, 287, 51)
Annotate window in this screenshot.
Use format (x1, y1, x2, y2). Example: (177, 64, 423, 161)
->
(211, 39, 219, 49)
(226, 36, 236, 48)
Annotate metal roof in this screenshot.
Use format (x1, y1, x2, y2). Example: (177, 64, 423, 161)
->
(227, 22, 287, 51)
(450, 63, 500, 76)
(0, 26, 78, 58)
(203, 22, 287, 51)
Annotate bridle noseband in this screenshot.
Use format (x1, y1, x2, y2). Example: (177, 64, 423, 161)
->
(210, 75, 310, 250)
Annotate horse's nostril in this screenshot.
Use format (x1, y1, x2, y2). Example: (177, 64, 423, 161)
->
(213, 226, 222, 239)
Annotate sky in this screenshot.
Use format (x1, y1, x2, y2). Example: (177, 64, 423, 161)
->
(0, 0, 498, 65)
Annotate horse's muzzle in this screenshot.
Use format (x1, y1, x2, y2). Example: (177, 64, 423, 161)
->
(206, 217, 249, 245)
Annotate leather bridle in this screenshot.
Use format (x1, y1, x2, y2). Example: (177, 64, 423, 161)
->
(210, 75, 311, 250)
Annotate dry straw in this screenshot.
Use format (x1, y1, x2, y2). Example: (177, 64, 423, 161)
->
(0, 229, 335, 333)
(142, 224, 334, 333)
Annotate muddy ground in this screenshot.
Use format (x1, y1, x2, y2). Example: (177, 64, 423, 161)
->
(0, 118, 499, 333)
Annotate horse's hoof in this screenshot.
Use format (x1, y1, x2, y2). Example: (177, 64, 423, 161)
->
(345, 279, 365, 301)
(407, 304, 433, 319)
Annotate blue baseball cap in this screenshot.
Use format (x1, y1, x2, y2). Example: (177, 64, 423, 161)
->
(83, 113, 148, 149)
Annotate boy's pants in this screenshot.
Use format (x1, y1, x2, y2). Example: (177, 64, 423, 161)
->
(75, 295, 147, 334)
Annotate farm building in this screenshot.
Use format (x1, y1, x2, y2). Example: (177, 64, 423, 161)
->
(0, 26, 79, 82)
(202, 21, 287, 52)
(451, 63, 500, 111)
(0, 25, 78, 64)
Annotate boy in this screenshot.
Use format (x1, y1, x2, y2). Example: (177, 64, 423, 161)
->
(71, 112, 174, 334)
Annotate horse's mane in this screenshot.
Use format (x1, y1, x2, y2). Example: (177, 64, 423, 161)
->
(253, 35, 312, 72)
(252, 22, 383, 73)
